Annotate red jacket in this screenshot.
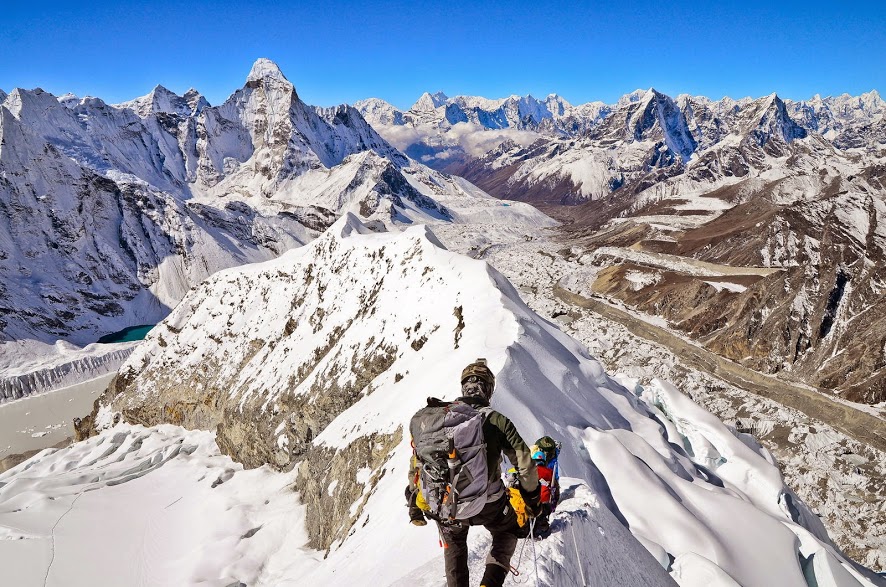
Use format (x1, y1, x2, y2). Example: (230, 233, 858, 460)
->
(537, 463, 556, 505)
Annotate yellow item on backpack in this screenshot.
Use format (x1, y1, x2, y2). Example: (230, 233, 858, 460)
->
(411, 454, 431, 512)
(416, 487, 429, 511)
(508, 487, 528, 528)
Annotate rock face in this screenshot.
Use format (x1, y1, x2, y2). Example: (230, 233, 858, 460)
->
(75, 215, 880, 585)
(578, 171, 886, 404)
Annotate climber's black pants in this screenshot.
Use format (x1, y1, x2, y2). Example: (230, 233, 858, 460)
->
(438, 494, 521, 587)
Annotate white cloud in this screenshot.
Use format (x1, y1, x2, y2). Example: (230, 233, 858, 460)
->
(373, 121, 541, 159)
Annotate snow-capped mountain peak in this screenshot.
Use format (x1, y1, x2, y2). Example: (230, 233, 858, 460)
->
(352, 97, 404, 125)
(116, 84, 207, 117)
(412, 90, 449, 111)
(247, 57, 289, 84)
(57, 92, 80, 108)
(543, 92, 572, 115)
(847, 89, 885, 117)
(616, 87, 654, 108)
(182, 87, 209, 112)
(748, 92, 808, 145)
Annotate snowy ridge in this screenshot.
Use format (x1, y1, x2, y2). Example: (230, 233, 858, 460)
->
(0, 425, 671, 587)
(60, 215, 882, 586)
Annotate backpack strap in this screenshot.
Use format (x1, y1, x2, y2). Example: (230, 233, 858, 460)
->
(426, 397, 450, 408)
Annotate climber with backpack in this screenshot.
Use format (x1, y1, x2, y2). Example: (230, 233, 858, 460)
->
(530, 436, 561, 539)
(406, 359, 541, 587)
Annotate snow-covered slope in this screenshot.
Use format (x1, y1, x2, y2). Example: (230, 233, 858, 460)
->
(0, 424, 673, 587)
(57, 215, 883, 586)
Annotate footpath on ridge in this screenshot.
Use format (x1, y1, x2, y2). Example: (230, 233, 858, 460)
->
(553, 283, 886, 455)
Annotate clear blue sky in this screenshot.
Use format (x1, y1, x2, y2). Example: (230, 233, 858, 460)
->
(1, 0, 884, 109)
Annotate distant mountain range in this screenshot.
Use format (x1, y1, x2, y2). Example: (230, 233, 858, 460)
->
(355, 87, 886, 404)
(357, 88, 884, 202)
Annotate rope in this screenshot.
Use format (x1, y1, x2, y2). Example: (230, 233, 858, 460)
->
(513, 533, 529, 577)
(529, 518, 541, 587)
(558, 449, 588, 586)
(570, 520, 588, 586)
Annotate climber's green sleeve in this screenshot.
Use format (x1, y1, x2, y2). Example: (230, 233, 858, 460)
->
(486, 411, 539, 493)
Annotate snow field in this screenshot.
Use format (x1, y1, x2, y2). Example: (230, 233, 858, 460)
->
(0, 425, 306, 587)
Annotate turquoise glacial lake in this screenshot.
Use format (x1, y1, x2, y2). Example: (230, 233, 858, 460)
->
(97, 324, 155, 344)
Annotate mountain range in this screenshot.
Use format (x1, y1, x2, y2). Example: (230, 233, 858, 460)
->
(357, 86, 886, 404)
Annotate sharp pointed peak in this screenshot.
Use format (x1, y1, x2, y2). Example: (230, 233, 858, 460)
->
(420, 90, 449, 103)
(861, 89, 882, 102)
(646, 88, 675, 102)
(247, 58, 289, 84)
(412, 91, 449, 111)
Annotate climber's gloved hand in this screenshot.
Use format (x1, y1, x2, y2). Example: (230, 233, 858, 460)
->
(409, 506, 427, 526)
(405, 485, 428, 526)
(520, 484, 542, 518)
